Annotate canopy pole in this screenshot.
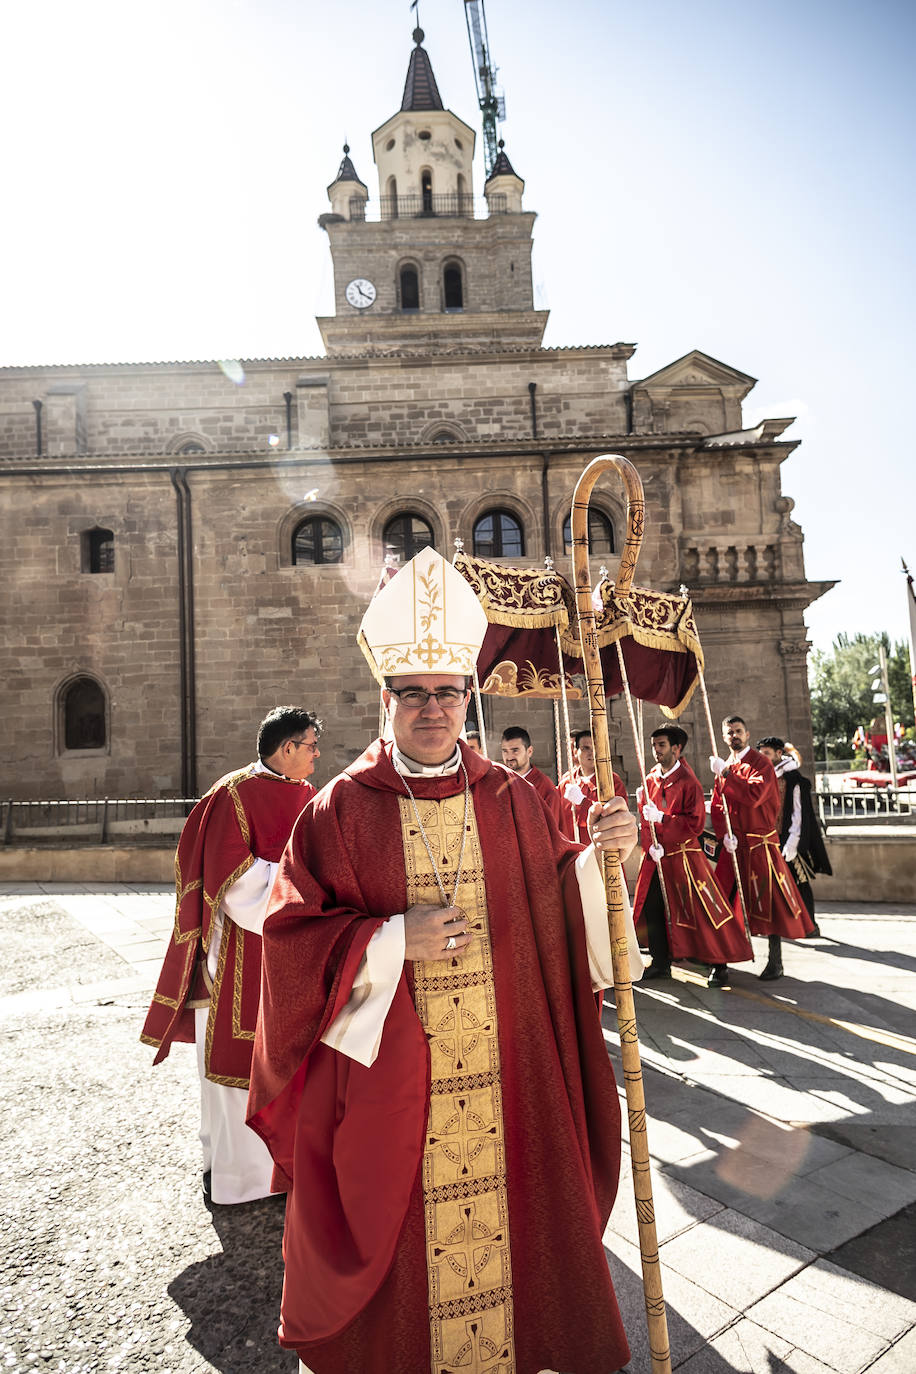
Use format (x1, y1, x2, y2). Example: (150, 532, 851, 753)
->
(472, 666, 489, 759)
(553, 699, 563, 780)
(554, 623, 575, 777)
(614, 640, 674, 935)
(679, 584, 751, 941)
(572, 454, 671, 1374)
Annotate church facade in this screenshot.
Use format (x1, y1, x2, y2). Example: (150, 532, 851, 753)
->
(0, 34, 832, 800)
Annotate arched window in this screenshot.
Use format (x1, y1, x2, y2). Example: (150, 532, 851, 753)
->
(383, 513, 435, 564)
(456, 172, 468, 215)
(62, 676, 107, 751)
(399, 264, 420, 311)
(421, 169, 433, 214)
(473, 510, 524, 559)
(292, 516, 344, 566)
(443, 262, 463, 310)
(81, 527, 114, 574)
(178, 441, 206, 455)
(563, 509, 615, 557)
(386, 175, 398, 219)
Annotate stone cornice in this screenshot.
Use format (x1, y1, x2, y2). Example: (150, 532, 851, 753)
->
(0, 433, 803, 470)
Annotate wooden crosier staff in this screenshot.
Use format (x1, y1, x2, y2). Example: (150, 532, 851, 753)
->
(571, 454, 672, 1374)
(678, 582, 752, 941)
(453, 540, 491, 758)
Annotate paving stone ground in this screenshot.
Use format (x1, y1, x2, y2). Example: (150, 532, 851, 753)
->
(0, 884, 914, 1373)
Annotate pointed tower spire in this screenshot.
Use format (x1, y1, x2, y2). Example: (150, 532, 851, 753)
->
(325, 142, 368, 220)
(484, 139, 525, 213)
(401, 28, 444, 111)
(332, 142, 363, 185)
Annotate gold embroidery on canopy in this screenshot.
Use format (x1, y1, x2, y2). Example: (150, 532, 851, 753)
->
(400, 792, 516, 1374)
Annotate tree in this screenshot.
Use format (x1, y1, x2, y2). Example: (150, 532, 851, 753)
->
(808, 632, 913, 758)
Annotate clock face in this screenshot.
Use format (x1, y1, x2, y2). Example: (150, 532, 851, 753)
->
(345, 278, 377, 309)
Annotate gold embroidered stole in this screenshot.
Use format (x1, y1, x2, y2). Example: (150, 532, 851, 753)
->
(399, 791, 516, 1374)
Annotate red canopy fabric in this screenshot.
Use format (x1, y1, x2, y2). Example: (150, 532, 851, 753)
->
(453, 550, 703, 716)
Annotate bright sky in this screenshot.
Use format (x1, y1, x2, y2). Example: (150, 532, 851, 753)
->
(3, 0, 914, 655)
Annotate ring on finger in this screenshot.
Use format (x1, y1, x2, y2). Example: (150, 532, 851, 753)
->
(445, 935, 458, 951)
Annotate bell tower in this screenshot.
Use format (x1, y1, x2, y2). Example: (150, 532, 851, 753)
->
(316, 28, 547, 355)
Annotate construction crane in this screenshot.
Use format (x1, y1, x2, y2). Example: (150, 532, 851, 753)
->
(463, 0, 505, 177)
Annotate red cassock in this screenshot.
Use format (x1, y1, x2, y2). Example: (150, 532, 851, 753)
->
(710, 748, 814, 939)
(140, 766, 314, 1084)
(633, 760, 753, 964)
(521, 762, 565, 829)
(248, 740, 630, 1374)
(559, 769, 629, 843)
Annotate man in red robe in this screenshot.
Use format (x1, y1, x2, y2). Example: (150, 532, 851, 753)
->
(559, 728, 629, 842)
(248, 546, 637, 1374)
(500, 723, 564, 827)
(141, 706, 320, 1204)
(710, 714, 814, 981)
(633, 724, 753, 987)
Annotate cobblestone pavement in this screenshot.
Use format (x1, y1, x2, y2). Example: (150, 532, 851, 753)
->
(1, 884, 914, 1373)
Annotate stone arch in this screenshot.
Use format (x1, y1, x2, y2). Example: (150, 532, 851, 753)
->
(553, 490, 623, 570)
(167, 432, 211, 455)
(396, 258, 421, 311)
(277, 499, 352, 570)
(369, 495, 445, 566)
(458, 491, 540, 561)
(418, 419, 469, 445)
(442, 256, 466, 311)
(54, 671, 110, 756)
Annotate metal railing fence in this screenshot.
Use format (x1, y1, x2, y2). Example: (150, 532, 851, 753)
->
(2, 797, 198, 845)
(815, 786, 916, 826)
(349, 192, 507, 221)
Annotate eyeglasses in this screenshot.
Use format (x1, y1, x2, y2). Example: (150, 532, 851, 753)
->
(291, 738, 321, 753)
(387, 687, 468, 709)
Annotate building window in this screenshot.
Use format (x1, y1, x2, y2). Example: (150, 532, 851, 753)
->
(473, 510, 524, 559)
(177, 441, 206, 455)
(62, 676, 107, 751)
(563, 509, 615, 557)
(443, 263, 463, 310)
(383, 513, 435, 564)
(81, 527, 114, 574)
(292, 516, 344, 565)
(399, 265, 420, 311)
(421, 169, 433, 214)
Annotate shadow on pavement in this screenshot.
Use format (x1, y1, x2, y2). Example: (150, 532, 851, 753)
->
(168, 1195, 296, 1372)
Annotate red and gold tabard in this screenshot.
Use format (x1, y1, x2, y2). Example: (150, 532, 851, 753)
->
(517, 763, 564, 831)
(711, 747, 814, 939)
(140, 764, 313, 1085)
(633, 759, 753, 964)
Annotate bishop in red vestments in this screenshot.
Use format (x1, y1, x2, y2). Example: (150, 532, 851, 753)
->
(141, 706, 320, 1203)
(633, 725, 753, 984)
(710, 714, 814, 981)
(248, 548, 637, 1374)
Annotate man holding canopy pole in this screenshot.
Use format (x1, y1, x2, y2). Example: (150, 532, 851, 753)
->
(248, 546, 640, 1374)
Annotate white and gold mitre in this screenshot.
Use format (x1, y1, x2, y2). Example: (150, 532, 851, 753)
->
(357, 546, 488, 684)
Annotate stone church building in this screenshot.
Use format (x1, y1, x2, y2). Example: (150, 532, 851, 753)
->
(0, 33, 832, 801)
